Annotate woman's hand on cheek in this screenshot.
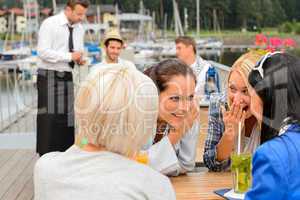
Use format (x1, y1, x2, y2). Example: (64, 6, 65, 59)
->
(184, 100, 199, 129)
(222, 102, 245, 139)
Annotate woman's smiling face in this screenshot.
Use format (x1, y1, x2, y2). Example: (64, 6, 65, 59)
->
(228, 71, 252, 118)
(158, 75, 196, 129)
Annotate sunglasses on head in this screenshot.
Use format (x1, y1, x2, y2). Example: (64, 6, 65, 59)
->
(252, 51, 282, 79)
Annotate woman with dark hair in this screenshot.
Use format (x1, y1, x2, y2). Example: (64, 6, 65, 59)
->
(245, 52, 300, 199)
(144, 59, 200, 176)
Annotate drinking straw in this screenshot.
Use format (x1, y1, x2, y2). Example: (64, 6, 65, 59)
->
(237, 121, 242, 155)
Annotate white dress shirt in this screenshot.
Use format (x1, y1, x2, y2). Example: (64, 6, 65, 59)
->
(37, 12, 85, 72)
(191, 56, 211, 97)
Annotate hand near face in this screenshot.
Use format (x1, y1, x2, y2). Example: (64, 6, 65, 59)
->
(222, 102, 246, 139)
(158, 74, 197, 145)
(183, 99, 199, 132)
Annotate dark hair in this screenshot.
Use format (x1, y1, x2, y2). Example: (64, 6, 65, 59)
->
(175, 36, 197, 54)
(144, 59, 197, 93)
(66, 0, 90, 9)
(249, 53, 300, 143)
(104, 39, 123, 47)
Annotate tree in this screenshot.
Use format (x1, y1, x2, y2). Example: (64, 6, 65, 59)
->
(1, 0, 298, 30)
(205, 0, 230, 30)
(267, 0, 286, 26)
(279, 0, 298, 21)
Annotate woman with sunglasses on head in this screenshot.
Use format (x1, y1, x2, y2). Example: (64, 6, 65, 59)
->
(144, 59, 200, 176)
(245, 52, 300, 199)
(203, 51, 263, 172)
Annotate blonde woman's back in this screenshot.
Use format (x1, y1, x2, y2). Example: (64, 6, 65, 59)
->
(34, 146, 176, 200)
(34, 65, 174, 200)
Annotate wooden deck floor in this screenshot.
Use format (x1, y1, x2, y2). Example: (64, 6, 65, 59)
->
(0, 150, 38, 200)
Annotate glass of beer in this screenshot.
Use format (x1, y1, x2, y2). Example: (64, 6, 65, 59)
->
(231, 152, 252, 193)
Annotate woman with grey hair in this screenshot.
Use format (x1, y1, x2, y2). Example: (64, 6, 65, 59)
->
(34, 65, 176, 200)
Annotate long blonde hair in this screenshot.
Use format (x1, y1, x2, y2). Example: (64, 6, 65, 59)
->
(227, 51, 263, 106)
(227, 51, 264, 150)
(228, 51, 263, 89)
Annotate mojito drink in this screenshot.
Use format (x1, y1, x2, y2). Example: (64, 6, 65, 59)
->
(135, 152, 149, 164)
(231, 153, 252, 193)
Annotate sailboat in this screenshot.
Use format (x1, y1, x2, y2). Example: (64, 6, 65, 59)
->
(0, 0, 38, 63)
(0, 0, 39, 134)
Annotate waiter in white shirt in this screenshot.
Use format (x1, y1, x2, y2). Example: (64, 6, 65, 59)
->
(36, 0, 90, 156)
(175, 36, 211, 98)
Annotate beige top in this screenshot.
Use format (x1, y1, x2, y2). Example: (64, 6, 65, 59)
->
(236, 122, 261, 154)
(34, 145, 176, 200)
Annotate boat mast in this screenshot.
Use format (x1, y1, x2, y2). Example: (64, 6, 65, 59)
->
(96, 5, 101, 40)
(172, 0, 184, 36)
(138, 0, 144, 41)
(196, 0, 200, 37)
(163, 13, 167, 39)
(115, 3, 120, 31)
(52, 0, 57, 15)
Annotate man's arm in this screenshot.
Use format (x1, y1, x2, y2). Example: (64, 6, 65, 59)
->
(37, 19, 72, 63)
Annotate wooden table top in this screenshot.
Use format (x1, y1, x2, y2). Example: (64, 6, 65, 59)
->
(0, 149, 231, 200)
(171, 172, 232, 200)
